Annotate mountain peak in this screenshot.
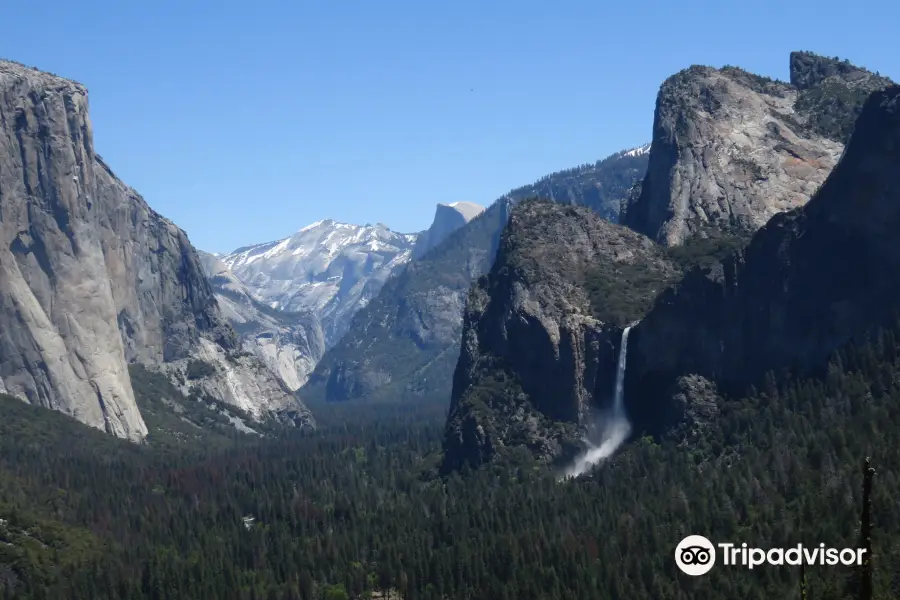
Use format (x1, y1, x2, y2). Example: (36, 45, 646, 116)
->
(789, 51, 874, 90)
(441, 201, 485, 221)
(221, 219, 419, 346)
(297, 219, 330, 233)
(622, 57, 843, 246)
(412, 201, 486, 259)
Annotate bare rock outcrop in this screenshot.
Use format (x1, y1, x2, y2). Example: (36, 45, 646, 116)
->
(622, 52, 892, 247)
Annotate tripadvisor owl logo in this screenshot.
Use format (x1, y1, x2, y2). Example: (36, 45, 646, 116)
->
(675, 535, 716, 576)
(674, 535, 868, 576)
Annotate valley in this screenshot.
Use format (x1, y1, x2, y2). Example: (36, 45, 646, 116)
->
(1, 42, 900, 600)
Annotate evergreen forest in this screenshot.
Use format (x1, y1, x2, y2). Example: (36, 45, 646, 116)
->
(3, 320, 900, 599)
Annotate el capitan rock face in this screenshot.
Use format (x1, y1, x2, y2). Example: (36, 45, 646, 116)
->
(0, 59, 312, 437)
(0, 60, 147, 440)
(93, 157, 239, 366)
(626, 85, 900, 436)
(622, 53, 892, 247)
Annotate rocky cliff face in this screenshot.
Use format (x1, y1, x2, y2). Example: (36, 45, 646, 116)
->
(221, 220, 418, 348)
(441, 200, 677, 471)
(0, 60, 147, 440)
(412, 202, 485, 259)
(198, 251, 325, 391)
(0, 60, 311, 437)
(302, 147, 650, 404)
(92, 158, 238, 365)
(622, 52, 892, 247)
(626, 85, 900, 436)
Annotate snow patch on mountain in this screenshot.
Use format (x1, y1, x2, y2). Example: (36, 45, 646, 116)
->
(622, 143, 652, 158)
(221, 220, 418, 347)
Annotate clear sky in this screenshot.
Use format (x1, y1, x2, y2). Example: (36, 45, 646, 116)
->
(2, 0, 897, 253)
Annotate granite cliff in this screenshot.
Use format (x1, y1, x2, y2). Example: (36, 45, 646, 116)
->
(0, 59, 311, 437)
(626, 84, 900, 436)
(412, 201, 485, 260)
(622, 52, 892, 246)
(0, 61, 147, 440)
(441, 200, 678, 471)
(440, 84, 900, 469)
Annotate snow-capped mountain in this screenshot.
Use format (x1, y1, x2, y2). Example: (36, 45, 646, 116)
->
(221, 220, 419, 347)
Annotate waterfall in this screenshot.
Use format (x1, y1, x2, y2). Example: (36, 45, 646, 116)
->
(612, 325, 632, 416)
(562, 325, 634, 479)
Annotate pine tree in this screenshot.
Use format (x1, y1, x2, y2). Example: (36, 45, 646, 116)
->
(799, 561, 808, 600)
(858, 457, 876, 600)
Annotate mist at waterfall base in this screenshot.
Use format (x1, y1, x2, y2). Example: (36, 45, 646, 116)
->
(561, 326, 633, 480)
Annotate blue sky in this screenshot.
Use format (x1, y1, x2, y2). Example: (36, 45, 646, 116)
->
(3, 0, 897, 253)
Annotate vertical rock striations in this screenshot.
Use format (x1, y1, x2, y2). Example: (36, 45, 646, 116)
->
(0, 60, 147, 439)
(93, 158, 238, 365)
(0, 59, 312, 437)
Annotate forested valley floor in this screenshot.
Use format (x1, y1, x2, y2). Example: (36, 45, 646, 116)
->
(4, 324, 900, 600)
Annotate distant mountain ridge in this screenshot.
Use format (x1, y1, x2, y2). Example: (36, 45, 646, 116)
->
(301, 146, 652, 405)
(220, 220, 418, 348)
(505, 145, 652, 223)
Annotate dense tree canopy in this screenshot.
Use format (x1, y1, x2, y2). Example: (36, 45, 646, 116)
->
(3, 323, 900, 599)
